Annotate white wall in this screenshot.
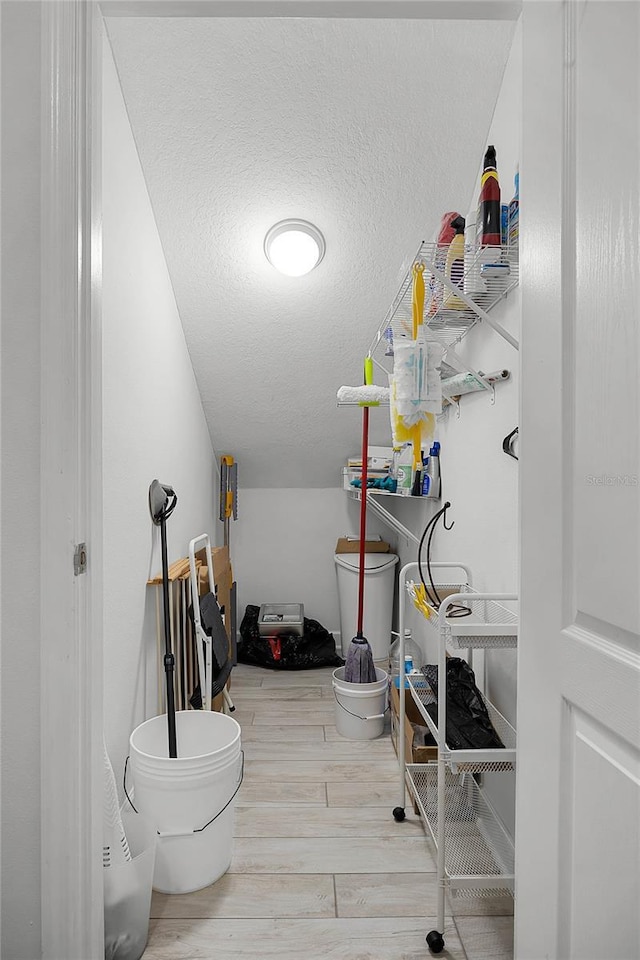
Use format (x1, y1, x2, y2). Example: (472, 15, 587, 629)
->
(0, 4, 43, 956)
(102, 31, 218, 785)
(233, 488, 390, 644)
(386, 22, 522, 836)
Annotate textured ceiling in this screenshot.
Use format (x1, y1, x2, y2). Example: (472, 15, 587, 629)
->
(106, 16, 516, 487)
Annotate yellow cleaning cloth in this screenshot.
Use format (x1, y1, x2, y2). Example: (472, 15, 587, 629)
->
(407, 581, 436, 621)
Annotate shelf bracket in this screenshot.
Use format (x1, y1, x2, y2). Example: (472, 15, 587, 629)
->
(352, 489, 420, 548)
(425, 258, 520, 351)
(443, 346, 493, 393)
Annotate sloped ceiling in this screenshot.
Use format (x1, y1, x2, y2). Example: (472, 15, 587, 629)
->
(106, 16, 516, 487)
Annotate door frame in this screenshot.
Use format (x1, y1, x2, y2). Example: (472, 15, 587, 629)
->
(40, 3, 104, 957)
(42, 1, 521, 956)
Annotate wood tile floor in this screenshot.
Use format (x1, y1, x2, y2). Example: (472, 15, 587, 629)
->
(144, 664, 514, 960)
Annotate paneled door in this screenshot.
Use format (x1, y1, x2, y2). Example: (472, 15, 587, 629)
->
(517, 2, 640, 958)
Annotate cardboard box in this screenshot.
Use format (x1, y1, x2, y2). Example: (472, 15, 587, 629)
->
(196, 545, 232, 642)
(390, 681, 438, 764)
(335, 537, 390, 554)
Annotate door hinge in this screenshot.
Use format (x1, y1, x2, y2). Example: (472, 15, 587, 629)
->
(74, 542, 87, 576)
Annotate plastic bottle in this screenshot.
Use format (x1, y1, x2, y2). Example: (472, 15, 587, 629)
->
(443, 215, 466, 309)
(411, 463, 424, 496)
(463, 203, 480, 295)
(501, 203, 509, 246)
(476, 145, 501, 248)
(389, 630, 421, 689)
(422, 454, 432, 495)
(396, 442, 413, 496)
(423, 441, 441, 500)
(508, 168, 519, 250)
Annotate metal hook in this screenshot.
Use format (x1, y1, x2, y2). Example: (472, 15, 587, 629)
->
(502, 426, 519, 460)
(442, 500, 455, 531)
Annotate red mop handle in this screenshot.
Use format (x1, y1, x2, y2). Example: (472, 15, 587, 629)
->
(356, 404, 369, 636)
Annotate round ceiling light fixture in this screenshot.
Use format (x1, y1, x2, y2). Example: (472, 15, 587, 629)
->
(264, 219, 325, 277)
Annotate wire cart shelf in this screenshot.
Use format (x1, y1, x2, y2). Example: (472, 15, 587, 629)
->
(408, 675, 516, 773)
(407, 764, 515, 896)
(393, 562, 518, 954)
(416, 584, 518, 650)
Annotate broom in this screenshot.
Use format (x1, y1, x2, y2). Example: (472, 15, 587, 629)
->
(344, 357, 379, 684)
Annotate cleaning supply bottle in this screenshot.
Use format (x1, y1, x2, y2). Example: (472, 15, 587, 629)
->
(389, 629, 421, 689)
(476, 145, 501, 248)
(422, 453, 431, 496)
(463, 203, 481, 295)
(396, 442, 413, 496)
(508, 167, 519, 251)
(443, 215, 466, 309)
(423, 441, 441, 500)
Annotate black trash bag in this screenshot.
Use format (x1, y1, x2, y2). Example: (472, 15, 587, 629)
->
(238, 604, 344, 670)
(421, 658, 504, 750)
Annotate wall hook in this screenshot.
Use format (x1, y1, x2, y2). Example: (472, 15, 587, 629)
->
(502, 426, 519, 460)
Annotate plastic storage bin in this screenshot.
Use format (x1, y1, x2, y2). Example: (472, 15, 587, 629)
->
(334, 552, 399, 661)
(257, 603, 304, 637)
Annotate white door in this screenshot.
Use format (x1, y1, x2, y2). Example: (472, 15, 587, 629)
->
(516, 3, 640, 959)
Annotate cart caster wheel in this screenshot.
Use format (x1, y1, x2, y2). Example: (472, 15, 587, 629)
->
(426, 930, 445, 954)
(392, 806, 406, 822)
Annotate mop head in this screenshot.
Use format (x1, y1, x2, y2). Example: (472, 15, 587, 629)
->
(344, 637, 377, 683)
(337, 384, 390, 405)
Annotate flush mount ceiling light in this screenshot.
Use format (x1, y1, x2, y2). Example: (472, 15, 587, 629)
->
(264, 219, 325, 277)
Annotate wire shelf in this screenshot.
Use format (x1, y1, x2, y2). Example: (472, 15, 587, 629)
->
(407, 676, 516, 772)
(407, 765, 515, 892)
(377, 241, 519, 352)
(410, 584, 518, 649)
(451, 886, 514, 901)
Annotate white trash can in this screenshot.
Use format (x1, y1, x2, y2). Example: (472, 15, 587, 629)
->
(334, 552, 399, 662)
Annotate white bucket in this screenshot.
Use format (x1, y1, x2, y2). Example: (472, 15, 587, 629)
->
(332, 666, 388, 740)
(129, 710, 242, 894)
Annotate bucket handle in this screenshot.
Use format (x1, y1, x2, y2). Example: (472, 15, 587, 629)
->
(332, 689, 389, 723)
(123, 750, 244, 837)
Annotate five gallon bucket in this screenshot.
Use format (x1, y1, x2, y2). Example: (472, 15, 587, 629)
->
(129, 710, 242, 894)
(332, 666, 388, 740)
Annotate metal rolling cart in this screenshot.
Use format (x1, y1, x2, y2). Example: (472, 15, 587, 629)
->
(393, 561, 518, 955)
